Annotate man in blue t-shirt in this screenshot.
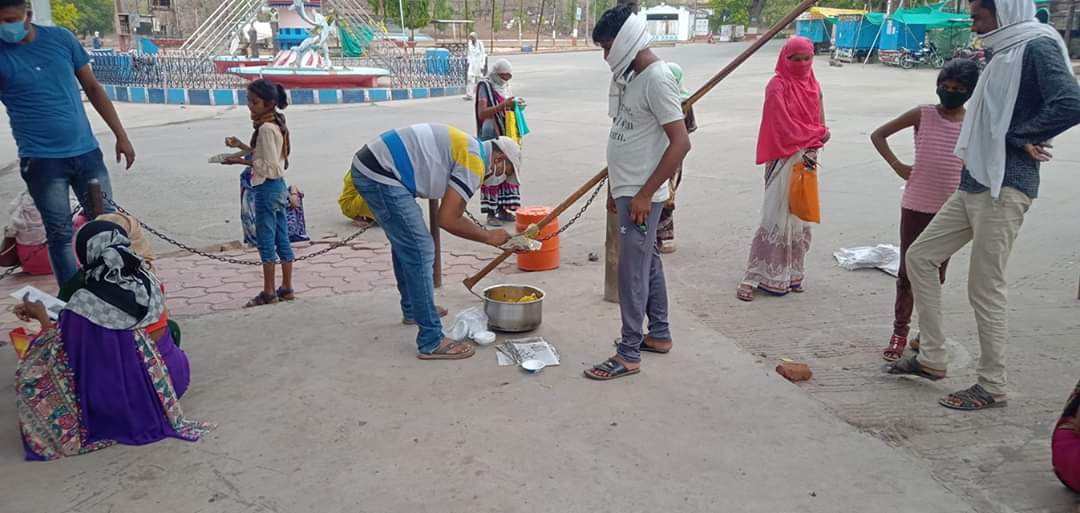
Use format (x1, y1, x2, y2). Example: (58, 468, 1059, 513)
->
(0, 0, 136, 287)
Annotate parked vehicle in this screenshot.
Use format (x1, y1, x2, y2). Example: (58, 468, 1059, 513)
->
(952, 46, 987, 70)
(899, 42, 945, 69)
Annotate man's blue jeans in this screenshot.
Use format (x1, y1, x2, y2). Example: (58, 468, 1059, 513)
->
(352, 170, 443, 354)
(19, 148, 114, 287)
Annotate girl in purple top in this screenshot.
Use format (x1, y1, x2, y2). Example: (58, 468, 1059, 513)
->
(870, 59, 980, 362)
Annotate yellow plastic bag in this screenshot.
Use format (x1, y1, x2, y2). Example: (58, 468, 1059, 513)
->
(788, 160, 820, 223)
(338, 169, 374, 220)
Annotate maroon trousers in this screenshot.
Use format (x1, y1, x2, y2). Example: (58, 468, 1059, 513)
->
(895, 208, 949, 338)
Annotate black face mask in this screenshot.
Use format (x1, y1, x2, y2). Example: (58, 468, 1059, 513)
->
(937, 87, 971, 109)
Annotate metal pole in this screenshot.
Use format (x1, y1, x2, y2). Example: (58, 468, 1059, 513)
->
(88, 179, 105, 218)
(429, 199, 443, 288)
(399, 0, 407, 42)
(1066, 0, 1077, 58)
(536, 0, 545, 49)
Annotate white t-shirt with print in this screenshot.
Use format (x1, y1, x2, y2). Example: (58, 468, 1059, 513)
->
(606, 60, 685, 203)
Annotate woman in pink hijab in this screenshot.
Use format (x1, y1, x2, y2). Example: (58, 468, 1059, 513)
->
(737, 37, 830, 302)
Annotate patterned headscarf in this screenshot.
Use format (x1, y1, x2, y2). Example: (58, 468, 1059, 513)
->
(64, 221, 164, 330)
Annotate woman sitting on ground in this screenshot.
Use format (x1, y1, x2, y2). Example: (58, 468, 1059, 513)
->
(1054, 378, 1080, 492)
(14, 220, 211, 461)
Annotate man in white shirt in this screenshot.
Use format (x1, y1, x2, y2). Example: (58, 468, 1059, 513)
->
(584, 6, 691, 381)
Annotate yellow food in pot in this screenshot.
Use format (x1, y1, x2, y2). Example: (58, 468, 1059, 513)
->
(511, 293, 540, 303)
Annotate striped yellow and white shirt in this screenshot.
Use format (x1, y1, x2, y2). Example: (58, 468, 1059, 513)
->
(352, 123, 487, 200)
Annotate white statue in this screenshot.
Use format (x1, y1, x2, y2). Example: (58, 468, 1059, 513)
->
(289, 0, 335, 68)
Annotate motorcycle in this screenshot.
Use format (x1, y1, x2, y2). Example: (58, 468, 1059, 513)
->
(952, 46, 987, 70)
(899, 42, 945, 69)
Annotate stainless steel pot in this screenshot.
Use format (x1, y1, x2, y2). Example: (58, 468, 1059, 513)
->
(482, 284, 544, 333)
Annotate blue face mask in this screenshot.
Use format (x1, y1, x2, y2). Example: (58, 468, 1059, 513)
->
(0, 20, 28, 44)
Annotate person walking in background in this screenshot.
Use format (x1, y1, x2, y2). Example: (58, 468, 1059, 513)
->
(0, 0, 136, 288)
(475, 59, 527, 226)
(889, 0, 1080, 411)
(222, 79, 298, 308)
(656, 62, 695, 254)
(870, 59, 980, 362)
(584, 5, 690, 380)
(464, 32, 486, 101)
(736, 36, 829, 302)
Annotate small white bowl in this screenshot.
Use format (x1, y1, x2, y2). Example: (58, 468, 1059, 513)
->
(472, 331, 497, 346)
(521, 359, 546, 374)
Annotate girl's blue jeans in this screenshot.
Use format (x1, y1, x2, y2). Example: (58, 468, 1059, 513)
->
(253, 178, 294, 264)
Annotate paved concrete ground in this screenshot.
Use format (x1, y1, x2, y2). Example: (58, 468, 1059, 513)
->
(0, 42, 1078, 512)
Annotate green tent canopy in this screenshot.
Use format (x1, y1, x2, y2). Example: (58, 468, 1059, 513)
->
(864, 4, 972, 28)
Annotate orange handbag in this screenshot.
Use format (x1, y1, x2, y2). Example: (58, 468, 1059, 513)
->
(789, 160, 821, 223)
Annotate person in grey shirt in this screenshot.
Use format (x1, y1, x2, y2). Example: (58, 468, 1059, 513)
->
(890, 0, 1080, 411)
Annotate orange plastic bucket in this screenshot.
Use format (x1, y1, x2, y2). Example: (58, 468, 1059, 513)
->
(515, 206, 560, 271)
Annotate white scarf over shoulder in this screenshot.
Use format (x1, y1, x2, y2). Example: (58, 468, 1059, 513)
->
(605, 13, 652, 118)
(954, 0, 1072, 198)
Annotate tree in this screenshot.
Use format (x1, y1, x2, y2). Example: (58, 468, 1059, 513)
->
(432, 0, 454, 19)
(71, 0, 114, 36)
(402, 0, 431, 39)
(748, 0, 767, 29)
(51, 0, 80, 32)
(708, 0, 749, 28)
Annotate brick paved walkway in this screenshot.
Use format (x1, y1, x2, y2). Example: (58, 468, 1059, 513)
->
(0, 237, 511, 341)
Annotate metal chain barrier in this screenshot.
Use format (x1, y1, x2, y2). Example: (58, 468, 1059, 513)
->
(2, 181, 606, 282)
(106, 199, 369, 266)
(462, 177, 607, 243)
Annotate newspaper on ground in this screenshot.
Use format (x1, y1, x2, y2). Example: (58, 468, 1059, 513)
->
(833, 244, 900, 277)
(495, 337, 560, 367)
(10, 285, 67, 320)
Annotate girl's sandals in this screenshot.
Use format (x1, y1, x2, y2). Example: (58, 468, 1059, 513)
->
(736, 283, 755, 302)
(244, 291, 279, 308)
(584, 358, 640, 381)
(496, 210, 516, 223)
(277, 287, 296, 301)
(402, 305, 449, 325)
(417, 340, 475, 360)
(887, 356, 946, 381)
(939, 384, 1007, 411)
(790, 281, 805, 293)
(882, 334, 908, 362)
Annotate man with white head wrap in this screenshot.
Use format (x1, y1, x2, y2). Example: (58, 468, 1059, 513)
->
(893, 0, 1080, 411)
(584, 5, 691, 381)
(465, 32, 486, 100)
(350, 124, 520, 361)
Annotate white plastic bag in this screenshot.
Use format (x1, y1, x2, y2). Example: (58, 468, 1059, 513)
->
(833, 244, 900, 277)
(447, 306, 490, 342)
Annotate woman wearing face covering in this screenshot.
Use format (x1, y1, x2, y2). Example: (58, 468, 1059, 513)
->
(737, 36, 830, 302)
(12, 220, 212, 460)
(475, 59, 526, 226)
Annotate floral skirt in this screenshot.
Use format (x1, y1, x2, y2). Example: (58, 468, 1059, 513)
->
(741, 152, 813, 295)
(480, 181, 521, 216)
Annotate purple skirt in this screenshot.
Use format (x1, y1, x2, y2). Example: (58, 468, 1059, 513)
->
(60, 313, 190, 447)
